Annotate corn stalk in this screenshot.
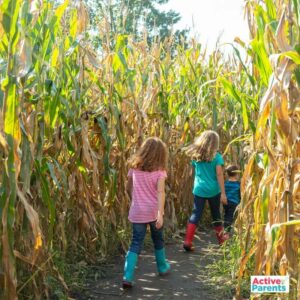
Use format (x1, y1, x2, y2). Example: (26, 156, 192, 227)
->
(236, 0, 300, 298)
(2, 0, 297, 298)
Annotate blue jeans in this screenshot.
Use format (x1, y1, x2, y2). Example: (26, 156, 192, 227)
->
(223, 201, 238, 232)
(129, 222, 164, 254)
(189, 193, 222, 227)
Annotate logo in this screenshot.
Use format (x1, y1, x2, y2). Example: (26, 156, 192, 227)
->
(251, 276, 289, 293)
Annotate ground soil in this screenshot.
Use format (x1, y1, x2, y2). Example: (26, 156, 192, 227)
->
(71, 229, 233, 300)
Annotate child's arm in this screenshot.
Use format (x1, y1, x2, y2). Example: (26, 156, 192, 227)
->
(190, 165, 195, 178)
(190, 161, 195, 178)
(126, 176, 133, 199)
(156, 178, 166, 229)
(216, 165, 227, 205)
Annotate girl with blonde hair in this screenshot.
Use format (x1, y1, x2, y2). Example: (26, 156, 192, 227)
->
(122, 137, 170, 289)
(183, 130, 229, 251)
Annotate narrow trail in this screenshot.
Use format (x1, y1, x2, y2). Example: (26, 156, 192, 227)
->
(72, 229, 230, 300)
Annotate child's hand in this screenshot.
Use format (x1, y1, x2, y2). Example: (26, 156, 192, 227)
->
(221, 193, 228, 205)
(156, 211, 164, 229)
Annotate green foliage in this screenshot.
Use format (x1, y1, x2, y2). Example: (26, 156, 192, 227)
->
(201, 235, 253, 299)
(87, 0, 189, 46)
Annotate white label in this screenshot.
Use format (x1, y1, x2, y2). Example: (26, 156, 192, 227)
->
(251, 276, 289, 293)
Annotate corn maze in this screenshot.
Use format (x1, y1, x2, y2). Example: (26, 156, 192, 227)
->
(0, 0, 299, 298)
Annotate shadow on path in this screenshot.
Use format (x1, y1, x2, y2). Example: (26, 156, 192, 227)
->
(72, 229, 229, 300)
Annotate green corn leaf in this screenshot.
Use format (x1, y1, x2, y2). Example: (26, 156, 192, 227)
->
(294, 67, 300, 86)
(272, 220, 300, 230)
(46, 161, 61, 189)
(265, 0, 277, 20)
(270, 225, 280, 251)
(20, 129, 33, 192)
(261, 186, 269, 224)
(55, 0, 69, 21)
(1, 134, 18, 297)
(53, 158, 68, 193)
(96, 116, 112, 181)
(118, 51, 128, 70)
(212, 98, 217, 130)
(220, 78, 248, 131)
(1, 0, 21, 42)
(34, 159, 55, 244)
(69, 9, 77, 39)
(293, 0, 300, 26)
(230, 43, 256, 86)
(251, 39, 272, 86)
(4, 80, 20, 141)
(281, 51, 300, 64)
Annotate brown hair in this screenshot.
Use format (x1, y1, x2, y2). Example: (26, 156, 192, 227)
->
(129, 137, 168, 171)
(226, 165, 240, 177)
(185, 130, 220, 162)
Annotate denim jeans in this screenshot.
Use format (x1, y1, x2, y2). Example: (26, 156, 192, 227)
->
(223, 202, 238, 232)
(129, 222, 164, 254)
(189, 193, 222, 227)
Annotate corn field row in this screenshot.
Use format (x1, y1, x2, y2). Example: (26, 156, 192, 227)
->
(0, 0, 299, 298)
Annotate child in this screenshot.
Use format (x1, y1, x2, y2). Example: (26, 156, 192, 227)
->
(183, 130, 229, 251)
(224, 165, 241, 233)
(122, 137, 170, 289)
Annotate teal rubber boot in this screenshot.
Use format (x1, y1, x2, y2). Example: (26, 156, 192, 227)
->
(122, 251, 138, 289)
(154, 248, 171, 275)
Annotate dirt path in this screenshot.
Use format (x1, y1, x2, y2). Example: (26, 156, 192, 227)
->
(72, 229, 230, 300)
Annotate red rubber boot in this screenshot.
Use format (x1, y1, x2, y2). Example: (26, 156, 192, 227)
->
(183, 223, 197, 251)
(214, 225, 229, 245)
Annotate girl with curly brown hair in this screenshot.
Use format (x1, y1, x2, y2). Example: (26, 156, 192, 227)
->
(122, 137, 170, 289)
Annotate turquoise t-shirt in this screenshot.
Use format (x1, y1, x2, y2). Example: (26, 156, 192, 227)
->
(191, 152, 224, 198)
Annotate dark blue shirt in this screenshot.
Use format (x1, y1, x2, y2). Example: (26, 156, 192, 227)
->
(225, 181, 241, 204)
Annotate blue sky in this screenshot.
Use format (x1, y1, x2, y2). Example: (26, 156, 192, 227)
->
(162, 0, 249, 52)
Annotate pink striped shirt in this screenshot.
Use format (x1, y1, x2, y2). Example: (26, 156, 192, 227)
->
(128, 168, 167, 223)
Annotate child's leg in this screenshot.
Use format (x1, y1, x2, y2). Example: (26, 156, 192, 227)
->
(129, 223, 147, 254)
(208, 194, 229, 245)
(224, 202, 237, 232)
(149, 222, 170, 275)
(123, 223, 147, 288)
(189, 195, 206, 225)
(223, 204, 230, 231)
(183, 195, 206, 251)
(207, 194, 222, 227)
(149, 221, 164, 250)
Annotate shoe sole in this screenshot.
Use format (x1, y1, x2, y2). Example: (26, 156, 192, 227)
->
(183, 244, 194, 252)
(159, 267, 171, 276)
(122, 281, 133, 289)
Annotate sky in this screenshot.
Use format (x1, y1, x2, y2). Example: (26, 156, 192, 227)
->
(162, 0, 249, 53)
